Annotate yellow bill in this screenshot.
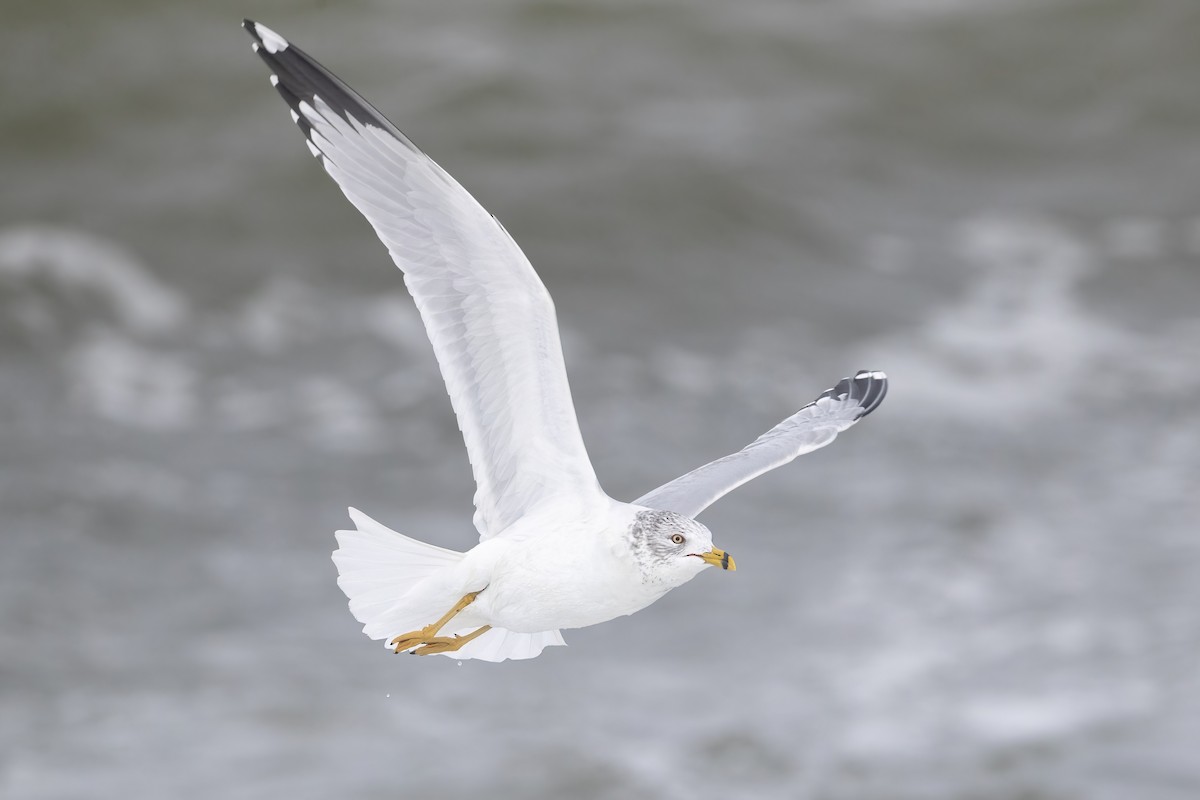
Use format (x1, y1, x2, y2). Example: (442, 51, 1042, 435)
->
(697, 547, 736, 571)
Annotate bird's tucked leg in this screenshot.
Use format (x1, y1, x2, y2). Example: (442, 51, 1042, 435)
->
(389, 591, 482, 654)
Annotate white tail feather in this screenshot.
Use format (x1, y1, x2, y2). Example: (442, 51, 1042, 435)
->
(444, 626, 566, 662)
(331, 508, 566, 662)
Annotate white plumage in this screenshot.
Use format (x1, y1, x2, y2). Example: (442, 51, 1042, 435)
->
(246, 20, 887, 662)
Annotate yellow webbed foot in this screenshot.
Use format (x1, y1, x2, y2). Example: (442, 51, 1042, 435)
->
(411, 626, 492, 656)
(390, 625, 440, 653)
(388, 591, 486, 653)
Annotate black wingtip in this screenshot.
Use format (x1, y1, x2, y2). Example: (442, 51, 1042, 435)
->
(822, 370, 888, 419)
(242, 18, 413, 150)
(849, 370, 888, 418)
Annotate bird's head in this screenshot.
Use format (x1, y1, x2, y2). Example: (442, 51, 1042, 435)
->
(627, 509, 735, 587)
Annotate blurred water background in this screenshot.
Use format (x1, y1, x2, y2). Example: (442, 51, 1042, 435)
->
(3, 1, 1199, 798)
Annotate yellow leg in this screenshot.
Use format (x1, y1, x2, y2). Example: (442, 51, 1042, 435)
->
(411, 625, 492, 656)
(389, 591, 481, 654)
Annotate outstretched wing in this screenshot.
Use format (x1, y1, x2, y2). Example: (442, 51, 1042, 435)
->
(244, 21, 606, 539)
(635, 371, 887, 518)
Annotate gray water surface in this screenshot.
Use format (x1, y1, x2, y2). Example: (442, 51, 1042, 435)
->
(3, 1, 1199, 798)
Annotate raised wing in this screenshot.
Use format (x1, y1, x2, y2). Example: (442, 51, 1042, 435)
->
(244, 21, 606, 538)
(635, 371, 887, 518)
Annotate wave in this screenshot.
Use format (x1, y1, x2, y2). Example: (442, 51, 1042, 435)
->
(0, 225, 187, 349)
(859, 214, 1200, 422)
(9, 218, 1195, 440)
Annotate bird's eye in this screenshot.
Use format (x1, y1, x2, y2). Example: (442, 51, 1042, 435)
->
(670, 533, 685, 545)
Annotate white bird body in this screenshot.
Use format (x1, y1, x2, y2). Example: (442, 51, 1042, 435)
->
(342, 500, 694, 636)
(459, 501, 675, 633)
(245, 20, 888, 662)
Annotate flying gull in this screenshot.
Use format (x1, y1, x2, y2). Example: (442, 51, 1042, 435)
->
(244, 20, 888, 662)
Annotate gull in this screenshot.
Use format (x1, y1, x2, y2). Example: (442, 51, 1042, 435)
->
(244, 20, 888, 662)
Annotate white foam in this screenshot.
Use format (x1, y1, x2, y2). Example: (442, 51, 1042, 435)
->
(298, 376, 381, 453)
(959, 686, 1154, 745)
(857, 214, 1147, 421)
(68, 333, 197, 430)
(236, 277, 327, 354)
(0, 225, 188, 338)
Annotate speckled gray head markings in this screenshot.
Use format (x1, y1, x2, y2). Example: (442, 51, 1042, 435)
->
(628, 509, 701, 581)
